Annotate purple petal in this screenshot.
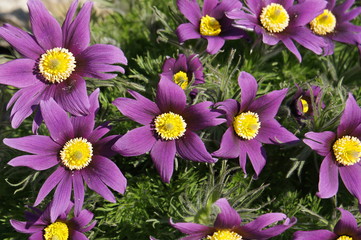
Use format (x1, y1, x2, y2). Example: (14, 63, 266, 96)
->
(177, 0, 201, 25)
(339, 164, 361, 204)
(51, 172, 72, 222)
(293, 230, 337, 240)
(238, 71, 258, 111)
(3, 135, 60, 155)
(213, 127, 241, 158)
(40, 98, 74, 144)
(0, 59, 38, 88)
(245, 0, 262, 16)
(28, 0, 62, 50)
(289, 0, 327, 26)
(214, 198, 241, 229)
(87, 123, 111, 143)
(334, 208, 358, 236)
(337, 93, 361, 137)
(150, 140, 176, 183)
(281, 37, 302, 62)
(203, 0, 218, 15)
(239, 145, 248, 176)
(0, 24, 44, 59)
(255, 120, 299, 144)
(93, 135, 120, 158)
(211, 0, 242, 18)
(80, 220, 97, 233)
(205, 36, 225, 54)
(289, 27, 325, 56)
(263, 32, 280, 45)
(176, 131, 216, 163)
(176, 23, 202, 43)
(62, 0, 78, 41)
(317, 153, 339, 199)
(82, 168, 116, 202)
(72, 171, 85, 216)
(8, 154, 58, 171)
(170, 218, 213, 235)
(70, 230, 88, 240)
(112, 125, 156, 156)
(217, 99, 240, 125)
(303, 131, 335, 157)
(10, 220, 44, 234)
(29, 232, 44, 240)
(91, 155, 127, 194)
(70, 209, 94, 230)
(240, 139, 266, 177)
(156, 79, 186, 113)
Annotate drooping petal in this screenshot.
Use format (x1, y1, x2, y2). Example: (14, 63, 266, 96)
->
(170, 218, 213, 235)
(238, 71, 258, 111)
(69, 230, 88, 240)
(10, 220, 44, 234)
(150, 140, 176, 183)
(317, 153, 339, 199)
(334, 208, 358, 237)
(241, 140, 267, 177)
(72, 170, 85, 216)
(50, 172, 72, 222)
(0, 59, 39, 88)
(176, 23, 201, 43)
(293, 230, 337, 240)
(3, 135, 60, 155)
(303, 131, 336, 157)
(281, 37, 302, 62)
(339, 164, 361, 204)
(337, 93, 361, 137)
(112, 125, 156, 156)
(255, 120, 299, 144)
(8, 154, 58, 171)
(156, 79, 186, 113)
(204, 36, 225, 55)
(177, 0, 202, 25)
(213, 127, 241, 159)
(82, 169, 116, 202)
(214, 198, 242, 229)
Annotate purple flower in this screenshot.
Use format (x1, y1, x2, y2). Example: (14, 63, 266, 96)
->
(303, 93, 361, 203)
(290, 85, 324, 120)
(213, 71, 299, 177)
(227, 0, 327, 62)
(176, 0, 247, 54)
(11, 201, 96, 240)
(171, 198, 296, 240)
(160, 54, 204, 96)
(4, 90, 126, 222)
(307, 0, 361, 55)
(294, 208, 360, 240)
(0, 0, 127, 130)
(112, 79, 225, 183)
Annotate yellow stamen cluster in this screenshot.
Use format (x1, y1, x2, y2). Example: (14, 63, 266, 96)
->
(337, 236, 353, 240)
(310, 9, 336, 35)
(233, 111, 261, 140)
(300, 98, 309, 113)
(200, 15, 221, 36)
(207, 229, 243, 240)
(333, 136, 361, 166)
(154, 112, 187, 140)
(39, 47, 76, 83)
(173, 71, 189, 89)
(60, 137, 93, 170)
(44, 222, 69, 240)
(260, 3, 290, 33)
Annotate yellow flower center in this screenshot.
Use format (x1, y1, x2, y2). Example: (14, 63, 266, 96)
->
(233, 111, 261, 140)
(207, 230, 243, 240)
(39, 47, 76, 83)
(260, 3, 290, 33)
(333, 136, 361, 166)
(173, 71, 189, 89)
(337, 236, 353, 240)
(300, 98, 309, 113)
(200, 15, 221, 36)
(44, 222, 69, 240)
(310, 9, 336, 35)
(60, 137, 93, 170)
(154, 112, 187, 140)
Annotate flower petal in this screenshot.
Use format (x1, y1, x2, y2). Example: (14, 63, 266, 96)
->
(72, 170, 85, 217)
(3, 135, 60, 155)
(317, 153, 339, 199)
(339, 164, 361, 204)
(334, 208, 358, 236)
(87, 123, 111, 143)
(177, 0, 202, 25)
(289, 27, 325, 56)
(213, 127, 241, 158)
(214, 198, 241, 229)
(150, 140, 176, 183)
(10, 220, 44, 234)
(69, 208, 94, 230)
(293, 230, 337, 240)
(238, 71, 258, 111)
(82, 168, 116, 202)
(29, 232, 44, 240)
(255, 120, 299, 144)
(0, 59, 38, 88)
(170, 218, 213, 235)
(156, 79, 186, 113)
(93, 135, 120, 158)
(337, 93, 361, 137)
(176, 23, 201, 43)
(50, 172, 72, 222)
(281, 37, 302, 62)
(303, 131, 335, 157)
(70, 230, 88, 240)
(205, 36, 225, 54)
(216, 99, 240, 125)
(8, 154, 58, 171)
(240, 139, 267, 177)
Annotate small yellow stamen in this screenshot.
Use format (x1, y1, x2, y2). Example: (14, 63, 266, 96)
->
(154, 112, 187, 140)
(39, 47, 76, 83)
(337, 236, 353, 240)
(300, 98, 309, 113)
(44, 222, 69, 240)
(333, 136, 361, 166)
(173, 71, 189, 89)
(207, 229, 243, 240)
(310, 9, 336, 35)
(60, 137, 93, 170)
(200, 15, 221, 36)
(260, 3, 290, 33)
(233, 111, 261, 140)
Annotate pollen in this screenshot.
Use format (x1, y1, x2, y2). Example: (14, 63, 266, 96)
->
(39, 47, 76, 83)
(173, 71, 189, 89)
(44, 222, 69, 240)
(310, 9, 336, 35)
(60, 137, 93, 170)
(200, 15, 221, 36)
(333, 136, 361, 166)
(207, 229, 243, 240)
(154, 112, 187, 140)
(260, 3, 290, 33)
(300, 98, 309, 113)
(337, 236, 353, 240)
(233, 111, 261, 140)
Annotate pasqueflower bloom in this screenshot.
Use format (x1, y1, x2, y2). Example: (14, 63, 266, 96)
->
(4, 90, 126, 222)
(176, 0, 247, 54)
(227, 0, 327, 62)
(294, 208, 360, 240)
(112, 79, 224, 183)
(0, 0, 127, 130)
(304, 93, 361, 203)
(171, 198, 296, 239)
(160, 54, 204, 96)
(11, 201, 96, 240)
(307, 0, 361, 55)
(213, 71, 298, 177)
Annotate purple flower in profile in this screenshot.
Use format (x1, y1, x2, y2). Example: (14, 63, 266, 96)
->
(0, 0, 127, 130)
(294, 208, 360, 240)
(307, 0, 361, 55)
(171, 198, 296, 239)
(160, 54, 204, 96)
(112, 79, 225, 183)
(303, 93, 361, 203)
(227, 0, 327, 62)
(213, 71, 299, 177)
(176, 0, 247, 54)
(11, 201, 96, 240)
(4, 90, 126, 222)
